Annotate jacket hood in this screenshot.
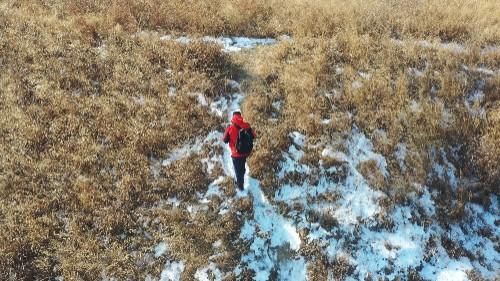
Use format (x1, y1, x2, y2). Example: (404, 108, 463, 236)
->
(231, 114, 250, 129)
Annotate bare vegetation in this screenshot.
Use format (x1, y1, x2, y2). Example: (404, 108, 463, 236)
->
(1, 0, 499, 279)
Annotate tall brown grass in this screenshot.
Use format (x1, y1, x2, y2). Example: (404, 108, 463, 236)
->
(0, 6, 240, 279)
(1, 0, 499, 279)
(4, 0, 500, 43)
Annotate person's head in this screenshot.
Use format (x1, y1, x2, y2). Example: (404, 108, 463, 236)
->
(231, 109, 244, 125)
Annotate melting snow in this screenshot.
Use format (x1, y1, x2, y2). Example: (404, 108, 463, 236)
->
(194, 263, 223, 281)
(352, 80, 363, 89)
(465, 80, 486, 118)
(394, 143, 407, 172)
(161, 131, 219, 166)
(278, 257, 307, 281)
(154, 242, 168, 258)
(431, 147, 458, 189)
(239, 177, 304, 280)
(159, 261, 185, 281)
(160, 35, 277, 52)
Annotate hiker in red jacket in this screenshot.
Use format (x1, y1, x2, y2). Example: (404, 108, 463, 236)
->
(223, 110, 256, 191)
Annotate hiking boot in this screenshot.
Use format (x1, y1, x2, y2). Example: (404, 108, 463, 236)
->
(234, 181, 244, 191)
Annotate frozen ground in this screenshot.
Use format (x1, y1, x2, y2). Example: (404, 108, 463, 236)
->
(146, 37, 499, 281)
(151, 88, 499, 280)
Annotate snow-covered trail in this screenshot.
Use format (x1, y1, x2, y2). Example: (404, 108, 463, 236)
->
(219, 85, 306, 280)
(155, 88, 304, 281)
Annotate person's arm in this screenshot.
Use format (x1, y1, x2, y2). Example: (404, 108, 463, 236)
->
(223, 126, 230, 143)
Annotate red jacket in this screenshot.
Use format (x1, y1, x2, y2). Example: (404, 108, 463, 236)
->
(223, 114, 256, 158)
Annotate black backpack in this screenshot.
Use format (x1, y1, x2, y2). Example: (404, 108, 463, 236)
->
(236, 127, 254, 154)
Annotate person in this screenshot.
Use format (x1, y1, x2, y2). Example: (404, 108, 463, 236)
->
(223, 110, 256, 191)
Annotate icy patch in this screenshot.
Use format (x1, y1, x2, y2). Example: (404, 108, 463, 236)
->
(347, 129, 388, 176)
(431, 147, 458, 189)
(462, 65, 497, 76)
(409, 100, 422, 113)
(437, 101, 454, 128)
(481, 45, 500, 55)
(162, 139, 204, 166)
(212, 240, 223, 249)
(210, 97, 229, 117)
(278, 257, 307, 281)
(351, 206, 429, 278)
(418, 188, 436, 216)
(190, 92, 208, 107)
(422, 259, 473, 281)
(408, 67, 425, 77)
(239, 177, 305, 280)
(223, 37, 277, 52)
(275, 183, 309, 201)
(200, 177, 224, 201)
(246, 181, 301, 250)
(201, 153, 222, 175)
(154, 242, 168, 258)
(358, 71, 371, 79)
(352, 80, 363, 89)
(473, 67, 496, 75)
(394, 143, 407, 172)
(168, 86, 177, 97)
(167, 197, 181, 208)
(160, 35, 277, 52)
(316, 129, 388, 226)
(194, 263, 223, 281)
(392, 39, 468, 54)
(290, 131, 306, 147)
(133, 95, 145, 105)
(439, 42, 467, 54)
(96, 43, 107, 58)
(321, 148, 347, 163)
(448, 197, 500, 280)
(278, 132, 310, 178)
(272, 100, 283, 111)
(162, 131, 220, 166)
(159, 261, 185, 281)
(465, 80, 486, 118)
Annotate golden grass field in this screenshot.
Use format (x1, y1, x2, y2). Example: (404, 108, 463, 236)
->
(1, 0, 499, 280)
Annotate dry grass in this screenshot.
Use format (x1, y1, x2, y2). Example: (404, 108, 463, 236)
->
(5, 0, 500, 43)
(242, 34, 499, 200)
(478, 104, 500, 186)
(1, 0, 499, 279)
(357, 160, 387, 191)
(0, 6, 237, 279)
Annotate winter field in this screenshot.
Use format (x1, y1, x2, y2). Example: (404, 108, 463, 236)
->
(1, 0, 499, 280)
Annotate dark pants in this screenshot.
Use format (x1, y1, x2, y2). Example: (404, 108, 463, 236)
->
(232, 156, 246, 190)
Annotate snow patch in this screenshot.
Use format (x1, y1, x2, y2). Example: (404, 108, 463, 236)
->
(352, 80, 363, 89)
(160, 35, 277, 52)
(162, 131, 220, 166)
(394, 143, 407, 172)
(431, 147, 458, 189)
(278, 257, 307, 281)
(290, 131, 306, 147)
(194, 263, 223, 281)
(159, 261, 185, 281)
(154, 242, 168, 258)
(464, 80, 486, 118)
